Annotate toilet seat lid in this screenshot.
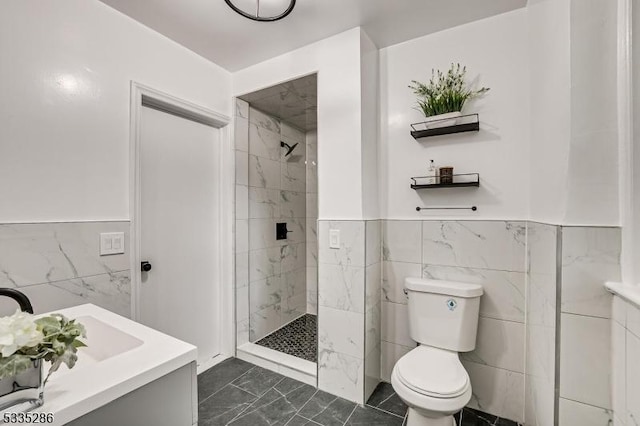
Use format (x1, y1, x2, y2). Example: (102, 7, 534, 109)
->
(396, 346, 469, 398)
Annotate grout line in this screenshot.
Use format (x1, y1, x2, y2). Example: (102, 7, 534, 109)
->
(375, 392, 396, 407)
(457, 359, 525, 375)
(558, 396, 612, 411)
(559, 311, 612, 321)
(365, 404, 406, 419)
(554, 226, 563, 426)
(198, 366, 257, 405)
(296, 389, 320, 414)
(294, 413, 324, 426)
(228, 382, 260, 398)
(228, 377, 289, 424)
(342, 405, 358, 426)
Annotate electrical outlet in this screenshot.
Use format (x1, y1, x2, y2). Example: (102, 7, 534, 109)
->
(329, 229, 340, 249)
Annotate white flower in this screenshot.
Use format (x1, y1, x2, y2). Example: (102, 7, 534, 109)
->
(0, 309, 44, 357)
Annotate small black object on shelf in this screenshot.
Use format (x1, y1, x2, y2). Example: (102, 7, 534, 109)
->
(416, 206, 478, 212)
(411, 173, 480, 189)
(410, 113, 480, 140)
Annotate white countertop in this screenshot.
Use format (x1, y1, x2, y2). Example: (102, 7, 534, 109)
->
(32, 304, 197, 426)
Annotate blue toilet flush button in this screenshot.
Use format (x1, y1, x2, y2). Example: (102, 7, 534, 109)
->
(446, 299, 457, 311)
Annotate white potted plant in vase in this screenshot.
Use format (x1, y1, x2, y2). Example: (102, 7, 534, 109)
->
(409, 63, 489, 129)
(0, 308, 87, 415)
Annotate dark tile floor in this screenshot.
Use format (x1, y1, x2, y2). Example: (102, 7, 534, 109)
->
(255, 314, 318, 362)
(198, 358, 521, 426)
(198, 357, 404, 425)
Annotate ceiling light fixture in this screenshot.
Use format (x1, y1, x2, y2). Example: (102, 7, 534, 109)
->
(224, 0, 296, 22)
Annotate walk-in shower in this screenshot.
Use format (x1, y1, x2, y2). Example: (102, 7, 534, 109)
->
(234, 74, 318, 377)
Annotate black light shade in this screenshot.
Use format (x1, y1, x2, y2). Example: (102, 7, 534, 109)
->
(224, 0, 296, 22)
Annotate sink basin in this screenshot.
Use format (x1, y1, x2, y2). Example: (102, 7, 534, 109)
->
(52, 315, 144, 374)
(31, 304, 197, 426)
(75, 315, 144, 363)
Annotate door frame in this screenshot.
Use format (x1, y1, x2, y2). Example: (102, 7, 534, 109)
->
(129, 81, 234, 367)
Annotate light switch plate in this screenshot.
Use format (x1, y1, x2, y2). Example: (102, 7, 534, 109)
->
(329, 229, 340, 249)
(100, 232, 125, 256)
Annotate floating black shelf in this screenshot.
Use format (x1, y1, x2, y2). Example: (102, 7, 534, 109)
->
(411, 173, 480, 190)
(410, 113, 479, 140)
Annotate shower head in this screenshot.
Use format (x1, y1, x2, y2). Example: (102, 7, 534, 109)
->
(280, 141, 299, 156)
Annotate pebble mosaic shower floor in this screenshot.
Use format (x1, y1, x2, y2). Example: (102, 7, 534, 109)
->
(255, 314, 317, 362)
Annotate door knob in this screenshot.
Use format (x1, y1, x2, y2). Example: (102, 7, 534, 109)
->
(141, 261, 152, 272)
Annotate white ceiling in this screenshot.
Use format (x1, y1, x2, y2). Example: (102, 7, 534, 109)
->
(99, 0, 527, 72)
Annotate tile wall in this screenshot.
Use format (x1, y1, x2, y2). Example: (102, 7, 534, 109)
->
(381, 220, 527, 423)
(525, 222, 558, 426)
(611, 294, 640, 426)
(365, 220, 382, 401)
(235, 99, 251, 346)
(306, 131, 318, 315)
(235, 143, 627, 419)
(0, 221, 131, 317)
(558, 227, 621, 424)
(236, 102, 312, 343)
(317, 220, 367, 403)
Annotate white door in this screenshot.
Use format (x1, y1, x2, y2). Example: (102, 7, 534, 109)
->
(139, 105, 221, 367)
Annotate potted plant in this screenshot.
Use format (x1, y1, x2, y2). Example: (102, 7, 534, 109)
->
(409, 63, 489, 128)
(0, 309, 87, 414)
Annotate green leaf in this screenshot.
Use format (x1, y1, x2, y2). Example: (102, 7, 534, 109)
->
(0, 355, 34, 379)
(410, 63, 489, 117)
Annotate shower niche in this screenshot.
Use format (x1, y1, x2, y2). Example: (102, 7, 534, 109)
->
(234, 74, 318, 383)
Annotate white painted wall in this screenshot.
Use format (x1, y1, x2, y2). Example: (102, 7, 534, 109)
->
(379, 9, 530, 220)
(527, 0, 571, 225)
(564, 0, 619, 225)
(360, 31, 380, 220)
(528, 0, 619, 227)
(626, 0, 640, 285)
(233, 28, 365, 220)
(0, 0, 231, 223)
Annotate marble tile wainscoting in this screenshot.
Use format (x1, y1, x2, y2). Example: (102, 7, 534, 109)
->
(382, 220, 527, 424)
(611, 294, 640, 426)
(365, 220, 382, 401)
(0, 221, 131, 317)
(379, 220, 623, 426)
(558, 226, 621, 425)
(317, 220, 367, 403)
(524, 222, 558, 426)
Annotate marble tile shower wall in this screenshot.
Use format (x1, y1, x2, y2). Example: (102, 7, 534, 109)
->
(381, 220, 527, 423)
(235, 99, 251, 346)
(0, 222, 131, 317)
(236, 102, 309, 343)
(306, 131, 318, 315)
(558, 227, 621, 425)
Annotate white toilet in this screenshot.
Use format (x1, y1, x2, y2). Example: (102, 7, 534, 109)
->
(391, 277, 483, 426)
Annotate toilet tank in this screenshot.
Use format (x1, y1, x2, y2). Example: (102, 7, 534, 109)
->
(405, 277, 483, 352)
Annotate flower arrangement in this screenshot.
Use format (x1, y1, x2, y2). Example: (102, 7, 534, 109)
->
(0, 310, 86, 386)
(409, 63, 489, 118)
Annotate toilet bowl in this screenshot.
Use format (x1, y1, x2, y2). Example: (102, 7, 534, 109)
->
(390, 278, 483, 426)
(391, 346, 471, 426)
